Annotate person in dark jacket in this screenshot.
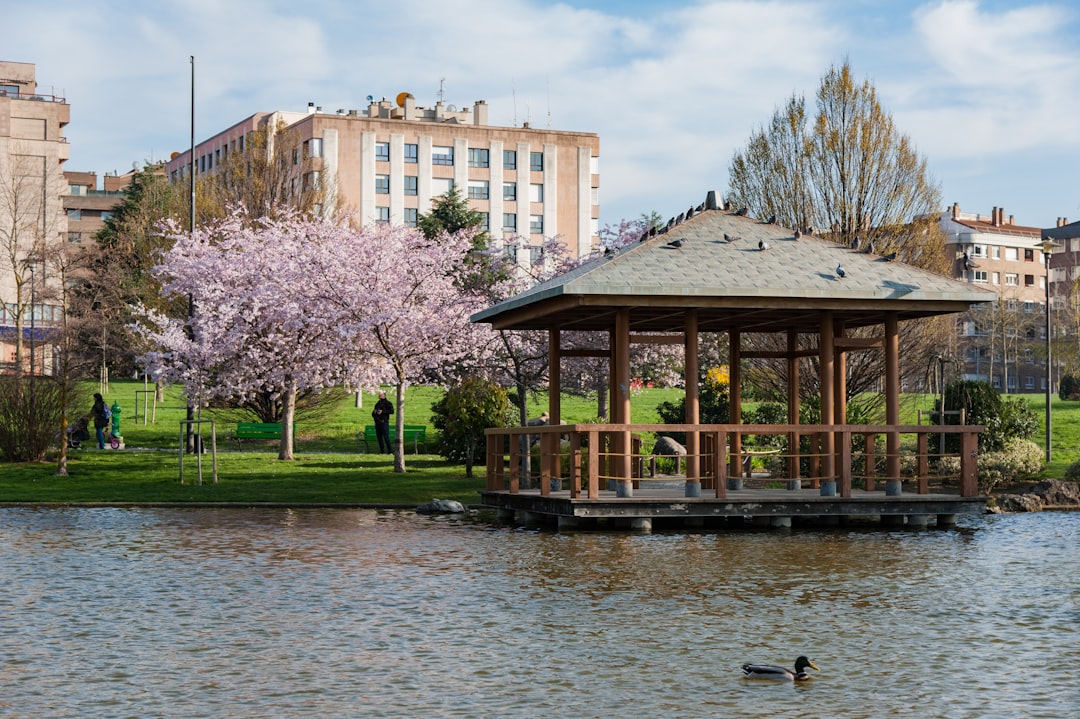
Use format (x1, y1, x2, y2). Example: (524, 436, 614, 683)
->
(91, 393, 110, 450)
(371, 391, 394, 454)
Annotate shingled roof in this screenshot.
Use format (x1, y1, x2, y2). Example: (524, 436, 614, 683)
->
(473, 200, 997, 333)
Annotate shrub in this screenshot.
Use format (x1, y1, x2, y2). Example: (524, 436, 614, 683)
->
(0, 376, 72, 463)
(933, 380, 1037, 454)
(936, 438, 1043, 494)
(430, 377, 511, 478)
(1059, 373, 1080, 401)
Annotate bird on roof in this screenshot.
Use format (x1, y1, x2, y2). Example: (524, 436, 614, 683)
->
(862, 240, 875, 255)
(723, 233, 735, 243)
(805, 226, 815, 236)
(742, 656, 819, 681)
(696, 203, 705, 212)
(758, 239, 769, 251)
(668, 238, 684, 249)
(883, 251, 898, 261)
(851, 235, 861, 250)
(604, 246, 614, 255)
(836, 263, 846, 278)
(767, 214, 777, 224)
(962, 251, 978, 270)
(735, 207, 749, 216)
(638, 231, 649, 243)
(794, 228, 802, 240)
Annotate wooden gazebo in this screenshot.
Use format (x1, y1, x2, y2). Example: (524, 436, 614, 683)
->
(471, 193, 996, 528)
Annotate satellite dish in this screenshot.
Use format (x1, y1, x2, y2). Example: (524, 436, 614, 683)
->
(395, 91, 413, 107)
(447, 104, 457, 112)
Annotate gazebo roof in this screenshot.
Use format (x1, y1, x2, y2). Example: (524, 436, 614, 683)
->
(473, 202, 997, 334)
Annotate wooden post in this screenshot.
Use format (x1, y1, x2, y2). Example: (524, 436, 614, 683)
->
(960, 429, 978, 497)
(615, 309, 633, 491)
(787, 328, 801, 480)
(885, 313, 901, 484)
(863, 433, 876, 491)
(549, 329, 562, 425)
(508, 431, 521, 494)
(819, 312, 836, 492)
(685, 310, 700, 489)
(569, 431, 581, 498)
(839, 429, 852, 497)
(587, 428, 600, 499)
(715, 430, 728, 498)
(729, 329, 742, 478)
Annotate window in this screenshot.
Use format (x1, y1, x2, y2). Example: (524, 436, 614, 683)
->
(67, 232, 81, 243)
(376, 207, 390, 224)
(991, 272, 999, 284)
(468, 148, 489, 168)
(432, 145, 454, 165)
(375, 142, 390, 162)
(502, 213, 517, 232)
(404, 208, 418, 227)
(1005, 248, 1018, 261)
(375, 174, 390, 194)
(478, 212, 490, 232)
(404, 143, 418, 163)
(1024, 248, 1034, 262)
(971, 244, 985, 257)
(101, 211, 114, 221)
(530, 214, 544, 234)
(1005, 273, 1018, 286)
(992, 246, 1001, 259)
(503, 183, 517, 201)
(972, 270, 988, 283)
(432, 177, 454, 197)
(503, 150, 517, 169)
(530, 183, 544, 202)
(404, 175, 418, 196)
(1024, 300, 1035, 313)
(467, 180, 489, 200)
(530, 151, 544, 171)
(1024, 274, 1035, 287)
(305, 138, 322, 158)
(67, 209, 81, 221)
(68, 184, 87, 196)
(1025, 376, 1035, 389)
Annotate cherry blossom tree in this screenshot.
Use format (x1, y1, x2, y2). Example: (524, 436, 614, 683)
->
(307, 219, 494, 472)
(136, 211, 359, 460)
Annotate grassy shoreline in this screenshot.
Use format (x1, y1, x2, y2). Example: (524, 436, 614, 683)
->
(2, 379, 1075, 505)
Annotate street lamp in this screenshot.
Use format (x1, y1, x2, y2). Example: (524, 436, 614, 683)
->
(1036, 238, 1061, 463)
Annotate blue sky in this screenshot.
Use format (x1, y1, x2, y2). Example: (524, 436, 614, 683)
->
(7, 0, 1079, 229)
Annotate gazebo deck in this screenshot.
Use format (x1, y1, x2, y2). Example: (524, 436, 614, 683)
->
(481, 482, 987, 531)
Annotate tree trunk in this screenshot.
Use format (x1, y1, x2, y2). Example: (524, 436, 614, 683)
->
(393, 381, 406, 473)
(278, 378, 296, 460)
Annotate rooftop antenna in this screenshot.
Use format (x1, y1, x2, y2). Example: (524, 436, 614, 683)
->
(546, 79, 551, 129)
(437, 77, 446, 104)
(512, 82, 518, 126)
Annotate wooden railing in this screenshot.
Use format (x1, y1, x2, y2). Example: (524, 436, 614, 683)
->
(485, 423, 984, 499)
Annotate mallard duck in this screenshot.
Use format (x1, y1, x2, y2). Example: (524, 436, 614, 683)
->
(741, 656, 819, 681)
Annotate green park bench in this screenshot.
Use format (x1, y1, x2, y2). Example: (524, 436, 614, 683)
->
(358, 424, 427, 454)
(230, 422, 294, 449)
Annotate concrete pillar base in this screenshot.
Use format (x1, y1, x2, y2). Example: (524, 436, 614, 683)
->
(727, 478, 743, 491)
(629, 517, 652, 533)
(521, 511, 547, 526)
(820, 481, 837, 497)
(936, 513, 957, 528)
(685, 480, 701, 497)
(616, 480, 633, 498)
(557, 515, 580, 531)
(770, 516, 792, 528)
(786, 479, 802, 491)
(907, 514, 929, 529)
(885, 479, 903, 496)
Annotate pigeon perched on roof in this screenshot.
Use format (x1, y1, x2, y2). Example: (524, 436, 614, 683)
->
(805, 226, 815, 236)
(767, 214, 777, 224)
(735, 207, 749, 216)
(668, 238, 684, 249)
(836, 263, 846, 278)
(883, 251, 898, 262)
(723, 232, 734, 243)
(758, 239, 769, 251)
(862, 240, 875, 255)
(794, 228, 802, 240)
(851, 235, 861, 250)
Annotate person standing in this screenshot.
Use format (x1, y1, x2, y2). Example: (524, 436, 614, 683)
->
(91, 393, 111, 450)
(372, 391, 394, 454)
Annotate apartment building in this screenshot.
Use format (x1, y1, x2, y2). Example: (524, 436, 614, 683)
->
(0, 61, 69, 372)
(64, 169, 134, 246)
(165, 94, 601, 259)
(941, 203, 1049, 392)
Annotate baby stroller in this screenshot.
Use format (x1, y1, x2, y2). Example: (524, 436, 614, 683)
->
(67, 416, 91, 449)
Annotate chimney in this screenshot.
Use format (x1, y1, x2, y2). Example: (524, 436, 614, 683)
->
(1008, 214, 1014, 225)
(472, 100, 488, 126)
(951, 202, 960, 219)
(307, 101, 316, 114)
(991, 207, 1001, 226)
(1058, 217, 1068, 227)
(706, 190, 719, 211)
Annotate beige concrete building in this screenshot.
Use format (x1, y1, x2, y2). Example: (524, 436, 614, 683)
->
(165, 95, 601, 259)
(0, 61, 69, 372)
(63, 169, 134, 246)
(941, 203, 1048, 392)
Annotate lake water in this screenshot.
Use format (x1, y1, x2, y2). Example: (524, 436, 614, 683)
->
(0, 507, 1075, 719)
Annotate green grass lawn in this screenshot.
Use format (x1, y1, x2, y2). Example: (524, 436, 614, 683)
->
(3, 380, 1072, 505)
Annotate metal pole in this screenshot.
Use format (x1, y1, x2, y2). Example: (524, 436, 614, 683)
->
(1045, 249, 1052, 463)
(185, 55, 196, 454)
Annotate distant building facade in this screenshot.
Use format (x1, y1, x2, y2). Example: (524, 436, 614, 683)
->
(63, 169, 133, 246)
(0, 61, 69, 372)
(165, 95, 601, 259)
(941, 203, 1049, 392)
